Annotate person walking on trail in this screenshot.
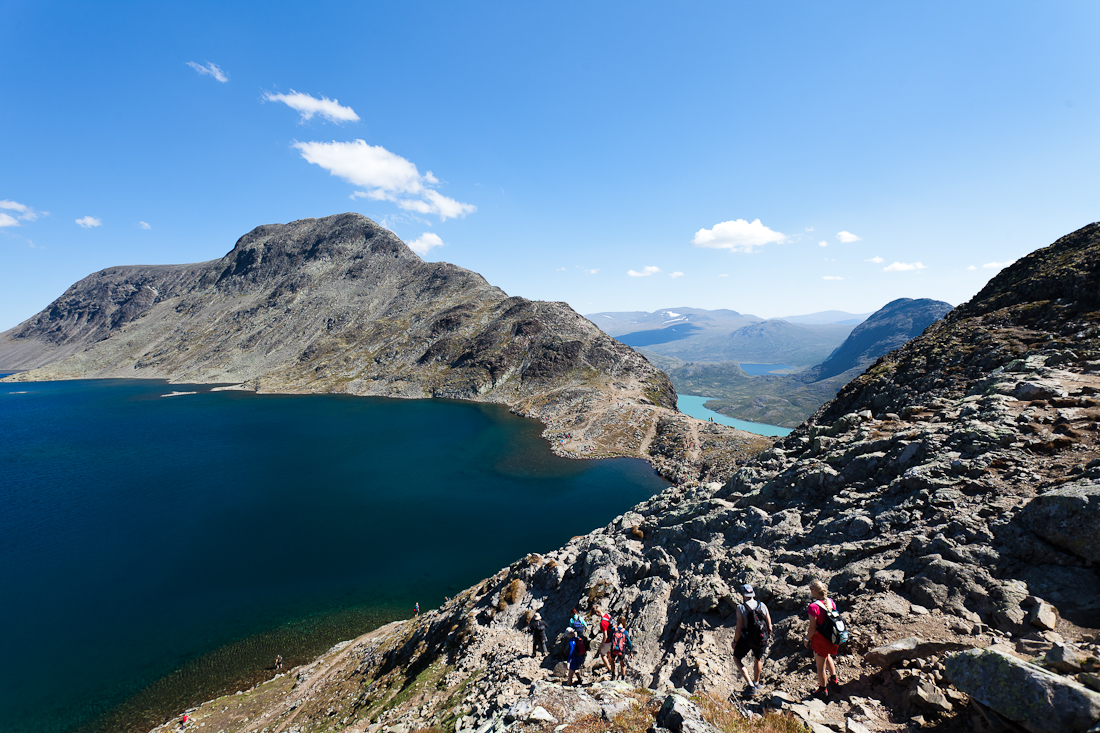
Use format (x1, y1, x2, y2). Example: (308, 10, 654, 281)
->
(593, 605, 615, 677)
(565, 628, 587, 686)
(414, 602, 419, 617)
(731, 583, 773, 696)
(610, 616, 634, 680)
(805, 579, 841, 699)
(568, 607, 589, 634)
(530, 612, 548, 657)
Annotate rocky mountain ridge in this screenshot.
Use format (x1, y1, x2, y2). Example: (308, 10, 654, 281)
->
(148, 223, 1100, 733)
(0, 213, 769, 478)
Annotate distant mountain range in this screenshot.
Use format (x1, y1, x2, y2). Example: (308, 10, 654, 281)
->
(624, 299, 953, 427)
(585, 307, 871, 367)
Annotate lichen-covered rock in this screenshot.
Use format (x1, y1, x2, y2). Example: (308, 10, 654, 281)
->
(1020, 481, 1100, 563)
(945, 648, 1100, 733)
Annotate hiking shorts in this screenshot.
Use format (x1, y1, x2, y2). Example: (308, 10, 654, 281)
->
(599, 642, 612, 655)
(734, 636, 765, 662)
(811, 632, 839, 658)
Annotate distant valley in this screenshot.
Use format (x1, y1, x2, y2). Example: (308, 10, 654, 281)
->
(588, 300, 953, 427)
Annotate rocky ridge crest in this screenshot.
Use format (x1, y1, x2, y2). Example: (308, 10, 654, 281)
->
(149, 224, 1100, 733)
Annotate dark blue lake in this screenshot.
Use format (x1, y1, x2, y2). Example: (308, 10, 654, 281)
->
(0, 378, 669, 733)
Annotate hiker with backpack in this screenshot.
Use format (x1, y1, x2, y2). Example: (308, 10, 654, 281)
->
(530, 612, 548, 657)
(610, 616, 634, 680)
(805, 578, 845, 699)
(565, 628, 587, 686)
(731, 583, 773, 696)
(593, 605, 615, 677)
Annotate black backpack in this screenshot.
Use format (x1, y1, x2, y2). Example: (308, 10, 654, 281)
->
(740, 601, 768, 644)
(814, 600, 849, 645)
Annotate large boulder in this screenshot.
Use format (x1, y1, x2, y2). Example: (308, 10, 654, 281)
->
(1020, 481, 1100, 563)
(657, 694, 721, 733)
(864, 636, 974, 668)
(945, 648, 1100, 733)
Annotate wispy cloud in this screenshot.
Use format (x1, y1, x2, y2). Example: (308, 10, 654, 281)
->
(139, 221, 152, 230)
(823, 276, 844, 280)
(837, 231, 861, 243)
(669, 271, 685, 278)
(818, 240, 828, 247)
(982, 261, 1015, 270)
(407, 232, 444, 256)
(75, 216, 102, 228)
(884, 261, 925, 272)
(264, 90, 359, 123)
(627, 266, 660, 277)
(294, 139, 475, 221)
(865, 256, 884, 264)
(186, 61, 228, 83)
(584, 268, 599, 275)
(718, 273, 729, 277)
(692, 218, 787, 253)
(0, 199, 44, 225)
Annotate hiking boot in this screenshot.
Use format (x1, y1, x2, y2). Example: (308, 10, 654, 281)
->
(750, 682, 763, 697)
(812, 685, 829, 701)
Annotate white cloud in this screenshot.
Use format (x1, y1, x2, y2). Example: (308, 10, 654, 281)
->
(818, 241, 828, 247)
(836, 231, 861, 243)
(407, 232, 444, 256)
(627, 266, 660, 277)
(0, 199, 43, 224)
(718, 273, 729, 277)
(295, 139, 475, 221)
(139, 221, 152, 230)
(75, 216, 102, 228)
(805, 227, 815, 232)
(186, 61, 228, 82)
(264, 90, 359, 123)
(823, 276, 844, 281)
(884, 261, 926, 272)
(692, 218, 787, 253)
(555, 267, 567, 272)
(865, 256, 884, 264)
(669, 271, 685, 278)
(584, 268, 599, 275)
(982, 261, 1015, 270)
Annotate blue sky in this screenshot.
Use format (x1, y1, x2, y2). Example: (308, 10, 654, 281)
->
(2, 1, 1098, 331)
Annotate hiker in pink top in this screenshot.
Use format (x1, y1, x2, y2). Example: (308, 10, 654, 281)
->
(804, 579, 840, 699)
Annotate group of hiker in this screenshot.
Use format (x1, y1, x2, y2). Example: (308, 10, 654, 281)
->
(527, 605, 635, 686)
(530, 579, 846, 699)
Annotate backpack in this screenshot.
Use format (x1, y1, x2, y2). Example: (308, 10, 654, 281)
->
(574, 635, 587, 656)
(570, 616, 586, 633)
(814, 599, 849, 645)
(611, 625, 628, 656)
(740, 601, 768, 644)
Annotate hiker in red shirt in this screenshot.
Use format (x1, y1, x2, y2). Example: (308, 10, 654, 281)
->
(805, 579, 840, 699)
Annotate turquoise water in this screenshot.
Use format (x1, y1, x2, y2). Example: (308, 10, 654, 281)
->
(0, 379, 669, 733)
(676, 394, 792, 437)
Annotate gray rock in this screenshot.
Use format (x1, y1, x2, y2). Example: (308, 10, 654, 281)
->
(846, 720, 873, 733)
(849, 515, 874, 539)
(864, 637, 973, 669)
(1029, 601, 1059, 631)
(1020, 481, 1100, 563)
(909, 681, 953, 713)
(945, 647, 1100, 732)
(1046, 643, 1085, 675)
(657, 694, 721, 733)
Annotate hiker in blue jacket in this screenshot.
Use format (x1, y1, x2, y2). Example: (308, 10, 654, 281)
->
(566, 628, 587, 686)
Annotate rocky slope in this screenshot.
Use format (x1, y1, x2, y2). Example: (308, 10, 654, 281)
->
(148, 223, 1100, 733)
(0, 213, 768, 477)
